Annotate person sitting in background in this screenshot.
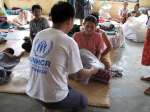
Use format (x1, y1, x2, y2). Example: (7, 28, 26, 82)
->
(75, 0, 92, 25)
(73, 15, 112, 84)
(133, 3, 141, 17)
(22, 4, 49, 53)
(12, 9, 33, 27)
(118, 1, 129, 24)
(30, 4, 49, 41)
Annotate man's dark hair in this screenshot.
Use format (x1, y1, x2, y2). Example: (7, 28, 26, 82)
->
(84, 15, 97, 25)
(50, 1, 75, 24)
(32, 4, 42, 12)
(4, 48, 14, 55)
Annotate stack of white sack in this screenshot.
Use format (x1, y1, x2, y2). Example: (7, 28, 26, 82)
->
(123, 14, 148, 42)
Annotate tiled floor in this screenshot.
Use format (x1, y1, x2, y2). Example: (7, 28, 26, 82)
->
(0, 40, 150, 112)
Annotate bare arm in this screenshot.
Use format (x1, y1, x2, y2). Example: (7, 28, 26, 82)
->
(3, 51, 25, 59)
(101, 31, 112, 57)
(98, 30, 112, 70)
(70, 67, 98, 80)
(15, 51, 25, 58)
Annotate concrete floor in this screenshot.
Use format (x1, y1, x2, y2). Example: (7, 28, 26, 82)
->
(0, 40, 150, 112)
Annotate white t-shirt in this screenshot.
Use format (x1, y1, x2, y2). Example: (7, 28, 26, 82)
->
(26, 28, 83, 102)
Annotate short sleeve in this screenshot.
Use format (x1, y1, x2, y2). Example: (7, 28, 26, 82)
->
(67, 39, 83, 74)
(43, 18, 50, 29)
(29, 21, 34, 40)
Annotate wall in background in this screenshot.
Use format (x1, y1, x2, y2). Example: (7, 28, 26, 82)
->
(3, 0, 150, 17)
(4, 0, 65, 14)
(92, 0, 150, 18)
(140, 0, 150, 7)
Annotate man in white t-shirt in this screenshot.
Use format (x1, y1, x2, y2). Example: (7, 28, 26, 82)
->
(26, 1, 97, 112)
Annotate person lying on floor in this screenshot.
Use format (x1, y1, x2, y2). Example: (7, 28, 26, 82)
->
(73, 15, 112, 84)
(1, 48, 25, 59)
(0, 48, 24, 85)
(22, 4, 50, 53)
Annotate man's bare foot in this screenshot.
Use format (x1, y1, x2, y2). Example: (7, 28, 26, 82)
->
(141, 76, 150, 81)
(144, 87, 150, 96)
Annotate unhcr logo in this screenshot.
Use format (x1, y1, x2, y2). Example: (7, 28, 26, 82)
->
(34, 39, 53, 58)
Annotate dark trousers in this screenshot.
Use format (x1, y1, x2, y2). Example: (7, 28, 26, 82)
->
(39, 87, 88, 112)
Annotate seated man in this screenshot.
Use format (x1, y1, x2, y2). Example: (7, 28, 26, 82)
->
(22, 4, 49, 53)
(73, 15, 112, 84)
(30, 4, 49, 41)
(26, 2, 98, 112)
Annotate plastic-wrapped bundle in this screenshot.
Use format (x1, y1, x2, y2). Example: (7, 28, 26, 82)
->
(77, 49, 105, 84)
(80, 49, 104, 69)
(123, 14, 148, 42)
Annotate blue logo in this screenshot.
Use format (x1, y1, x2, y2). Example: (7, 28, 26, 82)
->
(34, 39, 53, 58)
